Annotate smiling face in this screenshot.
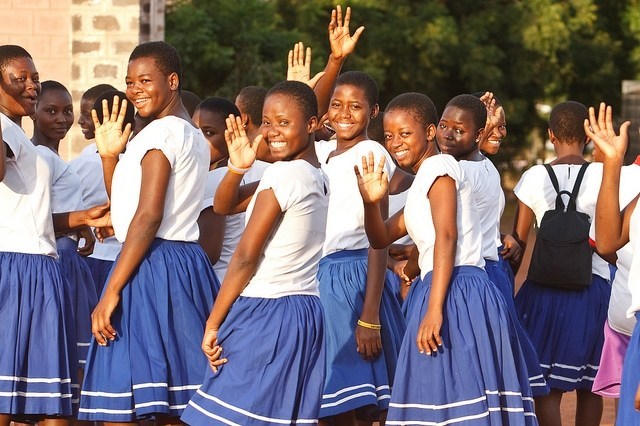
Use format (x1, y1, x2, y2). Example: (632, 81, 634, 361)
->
(0, 56, 40, 120)
(260, 93, 315, 161)
(78, 96, 96, 139)
(33, 88, 74, 141)
(436, 105, 482, 160)
(384, 109, 434, 170)
(479, 108, 507, 155)
(328, 83, 377, 144)
(125, 57, 177, 119)
(193, 108, 228, 165)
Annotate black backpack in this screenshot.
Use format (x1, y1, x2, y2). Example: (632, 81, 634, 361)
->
(527, 163, 593, 290)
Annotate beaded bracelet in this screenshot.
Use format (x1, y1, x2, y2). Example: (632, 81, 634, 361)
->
(227, 159, 251, 175)
(357, 319, 382, 330)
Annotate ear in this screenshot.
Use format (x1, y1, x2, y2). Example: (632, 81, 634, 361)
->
(426, 123, 436, 141)
(548, 128, 556, 143)
(475, 127, 485, 144)
(370, 103, 380, 119)
(307, 116, 318, 133)
(168, 72, 179, 91)
(240, 112, 250, 127)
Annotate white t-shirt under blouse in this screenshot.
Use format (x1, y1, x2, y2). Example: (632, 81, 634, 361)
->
(404, 154, 484, 278)
(316, 139, 396, 256)
(240, 160, 329, 298)
(514, 163, 609, 279)
(460, 157, 502, 261)
(0, 113, 56, 257)
(201, 160, 269, 281)
(110, 115, 209, 243)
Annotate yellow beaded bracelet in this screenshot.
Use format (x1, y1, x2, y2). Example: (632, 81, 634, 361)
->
(357, 319, 382, 330)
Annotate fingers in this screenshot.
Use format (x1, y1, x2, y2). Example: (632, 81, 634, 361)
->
(122, 122, 133, 142)
(250, 134, 264, 154)
(336, 4, 343, 28)
(352, 25, 365, 44)
(287, 47, 294, 69)
(375, 153, 386, 174)
(102, 98, 110, 124)
(91, 108, 101, 128)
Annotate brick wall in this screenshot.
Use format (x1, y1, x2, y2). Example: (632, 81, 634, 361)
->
(0, 0, 165, 160)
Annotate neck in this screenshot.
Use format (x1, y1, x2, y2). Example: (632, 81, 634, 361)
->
(411, 142, 438, 174)
(296, 136, 320, 167)
(31, 132, 60, 154)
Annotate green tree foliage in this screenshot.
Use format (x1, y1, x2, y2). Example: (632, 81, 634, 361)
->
(166, 0, 640, 165)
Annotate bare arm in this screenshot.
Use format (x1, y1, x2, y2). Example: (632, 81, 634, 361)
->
(357, 153, 408, 248)
(584, 103, 633, 254)
(314, 5, 364, 120)
(201, 189, 282, 370)
(511, 200, 535, 274)
(213, 115, 263, 215)
(197, 207, 226, 265)
(416, 176, 457, 354)
(90, 150, 170, 346)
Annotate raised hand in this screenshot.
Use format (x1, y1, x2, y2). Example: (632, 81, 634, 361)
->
(479, 91, 503, 137)
(286, 42, 325, 89)
(91, 95, 132, 158)
(584, 102, 631, 163)
(354, 152, 389, 204)
(328, 5, 365, 61)
(224, 114, 262, 170)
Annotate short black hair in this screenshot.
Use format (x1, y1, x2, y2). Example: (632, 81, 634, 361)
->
(196, 96, 240, 119)
(93, 90, 136, 132)
(444, 94, 487, 131)
(181, 90, 202, 117)
(385, 92, 438, 128)
(236, 86, 267, 127)
(82, 84, 117, 105)
(0, 45, 32, 74)
(336, 71, 378, 106)
(129, 41, 183, 90)
(549, 101, 588, 145)
(266, 80, 317, 122)
(39, 80, 70, 98)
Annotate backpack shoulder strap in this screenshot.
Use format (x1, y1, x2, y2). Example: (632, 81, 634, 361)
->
(567, 163, 590, 210)
(543, 164, 560, 194)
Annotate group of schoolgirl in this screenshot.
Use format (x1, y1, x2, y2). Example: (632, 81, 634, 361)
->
(1, 5, 637, 426)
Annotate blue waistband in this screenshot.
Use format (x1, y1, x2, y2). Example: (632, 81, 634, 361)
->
(320, 248, 368, 266)
(423, 265, 487, 282)
(56, 236, 77, 251)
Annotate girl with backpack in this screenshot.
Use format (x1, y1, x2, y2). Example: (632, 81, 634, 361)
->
(512, 101, 610, 426)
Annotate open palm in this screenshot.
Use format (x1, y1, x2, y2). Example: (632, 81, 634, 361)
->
(355, 152, 388, 204)
(328, 5, 365, 60)
(224, 114, 262, 169)
(91, 95, 131, 158)
(584, 102, 630, 162)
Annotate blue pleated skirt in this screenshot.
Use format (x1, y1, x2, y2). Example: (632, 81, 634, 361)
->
(181, 295, 325, 425)
(387, 266, 537, 425)
(497, 245, 516, 286)
(78, 239, 219, 422)
(82, 256, 114, 296)
(515, 274, 610, 391)
(617, 312, 640, 425)
(57, 237, 99, 369)
(486, 260, 549, 396)
(317, 249, 406, 418)
(0, 251, 77, 419)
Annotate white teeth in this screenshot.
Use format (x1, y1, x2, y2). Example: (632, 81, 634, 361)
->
(270, 142, 286, 148)
(395, 149, 408, 158)
(134, 98, 149, 105)
(336, 123, 351, 129)
(488, 140, 501, 145)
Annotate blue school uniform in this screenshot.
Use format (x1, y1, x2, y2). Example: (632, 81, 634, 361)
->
(0, 113, 77, 419)
(78, 116, 219, 422)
